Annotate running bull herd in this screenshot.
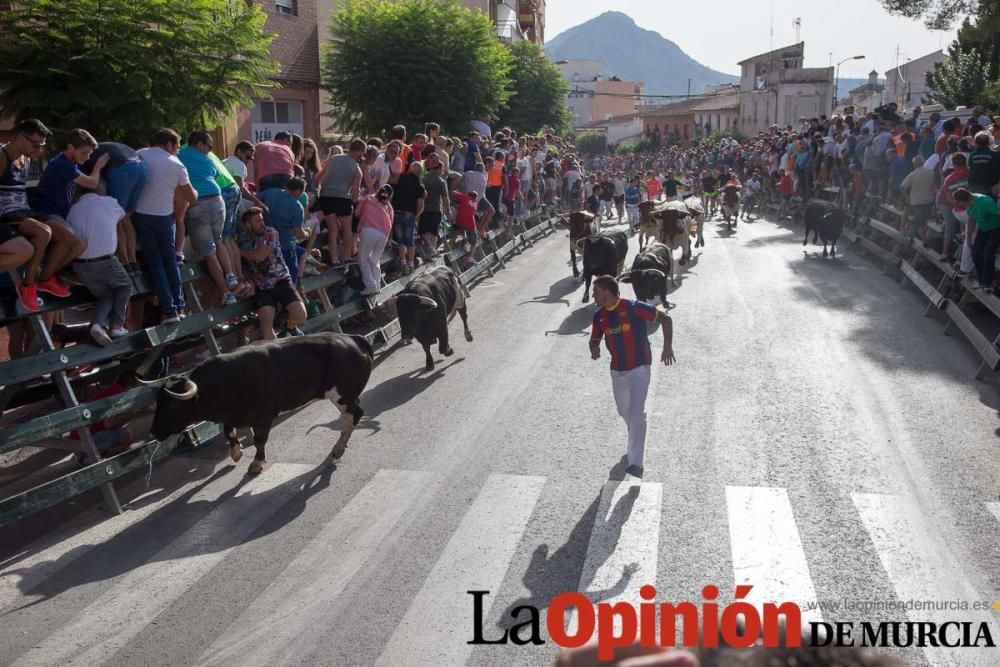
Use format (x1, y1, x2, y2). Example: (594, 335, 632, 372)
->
(140, 197, 843, 475)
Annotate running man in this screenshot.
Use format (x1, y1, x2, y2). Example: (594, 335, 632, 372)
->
(589, 275, 676, 478)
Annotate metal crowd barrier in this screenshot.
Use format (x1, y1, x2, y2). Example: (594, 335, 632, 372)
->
(0, 207, 560, 525)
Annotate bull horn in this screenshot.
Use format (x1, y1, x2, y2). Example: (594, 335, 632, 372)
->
(164, 378, 198, 400)
(416, 296, 438, 310)
(644, 269, 666, 281)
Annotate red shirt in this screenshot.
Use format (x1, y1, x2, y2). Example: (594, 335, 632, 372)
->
(779, 174, 793, 196)
(454, 192, 477, 230)
(504, 174, 521, 203)
(591, 299, 658, 371)
(253, 141, 295, 181)
(934, 132, 951, 156)
(69, 384, 126, 438)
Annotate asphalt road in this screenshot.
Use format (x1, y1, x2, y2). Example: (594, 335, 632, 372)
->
(2, 209, 999, 667)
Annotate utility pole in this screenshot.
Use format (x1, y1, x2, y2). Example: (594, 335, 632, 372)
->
(687, 78, 691, 100)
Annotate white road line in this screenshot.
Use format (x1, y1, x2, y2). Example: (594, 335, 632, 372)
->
(198, 469, 433, 666)
(0, 458, 225, 612)
(853, 493, 995, 667)
(987, 502, 1000, 525)
(726, 486, 823, 625)
(375, 474, 545, 667)
(566, 481, 663, 635)
(12, 463, 315, 667)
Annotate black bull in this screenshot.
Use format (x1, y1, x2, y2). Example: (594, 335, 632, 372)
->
(395, 265, 473, 371)
(578, 230, 628, 303)
(148, 333, 374, 476)
(565, 210, 596, 278)
(619, 242, 675, 306)
(802, 200, 848, 258)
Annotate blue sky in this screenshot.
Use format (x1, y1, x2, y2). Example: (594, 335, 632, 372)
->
(544, 0, 957, 79)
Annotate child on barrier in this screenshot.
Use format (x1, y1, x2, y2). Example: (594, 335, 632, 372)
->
(452, 190, 481, 271)
(65, 187, 134, 347)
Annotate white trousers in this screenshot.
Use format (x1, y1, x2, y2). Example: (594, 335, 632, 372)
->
(358, 227, 388, 290)
(610, 364, 651, 467)
(627, 205, 640, 230)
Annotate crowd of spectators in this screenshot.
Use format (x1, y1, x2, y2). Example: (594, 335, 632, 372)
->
(569, 103, 1000, 291)
(0, 118, 576, 356)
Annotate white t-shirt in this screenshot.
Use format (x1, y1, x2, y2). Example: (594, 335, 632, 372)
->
(369, 159, 390, 190)
(517, 157, 532, 181)
(67, 193, 125, 258)
(136, 147, 190, 216)
(613, 178, 627, 196)
(223, 155, 248, 181)
(564, 169, 582, 191)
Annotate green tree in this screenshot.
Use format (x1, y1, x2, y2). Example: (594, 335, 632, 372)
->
(0, 0, 279, 145)
(926, 46, 988, 107)
(574, 132, 608, 155)
(497, 41, 572, 134)
(322, 0, 513, 137)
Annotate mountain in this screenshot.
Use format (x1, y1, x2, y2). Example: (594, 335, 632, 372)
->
(546, 12, 738, 96)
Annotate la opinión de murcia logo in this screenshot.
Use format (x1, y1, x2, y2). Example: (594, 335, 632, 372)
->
(468, 586, 999, 660)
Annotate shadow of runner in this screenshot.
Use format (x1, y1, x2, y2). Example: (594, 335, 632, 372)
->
(496, 484, 640, 631)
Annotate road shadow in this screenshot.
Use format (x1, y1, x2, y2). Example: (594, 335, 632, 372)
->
(545, 306, 594, 337)
(353, 358, 465, 421)
(518, 276, 581, 307)
(496, 483, 641, 631)
(3, 461, 335, 610)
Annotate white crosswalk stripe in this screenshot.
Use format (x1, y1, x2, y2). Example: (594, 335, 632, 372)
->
(566, 480, 662, 635)
(726, 486, 823, 625)
(375, 474, 546, 667)
(853, 493, 995, 667)
(11, 463, 316, 667)
(198, 469, 434, 666)
(987, 502, 1000, 525)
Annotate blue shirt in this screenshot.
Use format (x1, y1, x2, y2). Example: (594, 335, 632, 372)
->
(590, 299, 657, 371)
(625, 186, 641, 206)
(35, 153, 82, 218)
(177, 146, 221, 198)
(259, 188, 304, 250)
(888, 156, 911, 193)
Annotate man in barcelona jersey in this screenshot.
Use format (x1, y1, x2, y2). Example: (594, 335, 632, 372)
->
(589, 274, 676, 478)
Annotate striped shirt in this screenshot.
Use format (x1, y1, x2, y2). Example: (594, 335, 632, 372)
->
(591, 299, 658, 371)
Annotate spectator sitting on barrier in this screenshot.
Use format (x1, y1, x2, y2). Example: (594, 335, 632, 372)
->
(65, 185, 134, 346)
(0, 119, 88, 313)
(420, 158, 451, 260)
(476, 193, 495, 235)
(240, 206, 306, 339)
(259, 177, 308, 289)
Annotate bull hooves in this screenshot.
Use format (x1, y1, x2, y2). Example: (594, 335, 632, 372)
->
(464, 331, 474, 342)
(248, 460, 265, 476)
(424, 364, 435, 372)
(442, 348, 454, 357)
(229, 445, 243, 463)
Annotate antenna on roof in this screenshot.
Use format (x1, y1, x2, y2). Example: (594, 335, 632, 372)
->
(770, 0, 774, 50)
(793, 17, 801, 44)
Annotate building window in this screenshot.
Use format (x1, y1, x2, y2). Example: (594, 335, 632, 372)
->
(251, 100, 304, 143)
(276, 0, 297, 16)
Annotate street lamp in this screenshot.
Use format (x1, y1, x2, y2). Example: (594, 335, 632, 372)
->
(834, 55, 865, 113)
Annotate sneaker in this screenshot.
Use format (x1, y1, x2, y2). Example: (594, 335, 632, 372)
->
(306, 255, 321, 267)
(90, 324, 113, 347)
(303, 264, 320, 276)
(360, 287, 380, 296)
(16, 283, 40, 314)
(36, 276, 71, 298)
(285, 327, 305, 337)
(402, 265, 413, 276)
(625, 464, 644, 478)
(162, 312, 181, 325)
(222, 292, 238, 306)
(226, 273, 240, 289)
(108, 326, 129, 339)
(175, 251, 186, 265)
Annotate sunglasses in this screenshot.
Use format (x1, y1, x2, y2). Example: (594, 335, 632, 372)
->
(19, 133, 45, 149)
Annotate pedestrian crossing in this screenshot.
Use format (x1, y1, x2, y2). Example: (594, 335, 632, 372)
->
(2, 469, 998, 667)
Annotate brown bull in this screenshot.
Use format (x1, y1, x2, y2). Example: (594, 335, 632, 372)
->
(653, 201, 692, 265)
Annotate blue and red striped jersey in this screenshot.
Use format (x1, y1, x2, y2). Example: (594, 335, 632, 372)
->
(591, 299, 658, 371)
